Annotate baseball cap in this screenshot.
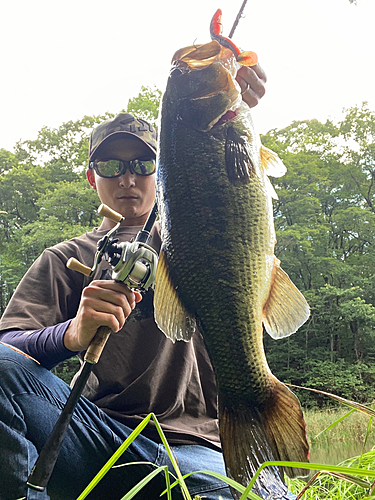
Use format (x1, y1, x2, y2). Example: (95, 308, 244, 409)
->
(89, 113, 157, 162)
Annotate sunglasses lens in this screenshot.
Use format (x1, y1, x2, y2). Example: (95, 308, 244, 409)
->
(95, 159, 123, 178)
(92, 158, 156, 177)
(132, 159, 156, 176)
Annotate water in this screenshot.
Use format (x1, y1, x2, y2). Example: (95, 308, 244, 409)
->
(309, 440, 373, 466)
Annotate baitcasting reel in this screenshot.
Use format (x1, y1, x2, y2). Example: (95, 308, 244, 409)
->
(67, 203, 158, 292)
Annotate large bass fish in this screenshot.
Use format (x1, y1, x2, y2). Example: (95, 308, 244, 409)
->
(154, 33, 310, 499)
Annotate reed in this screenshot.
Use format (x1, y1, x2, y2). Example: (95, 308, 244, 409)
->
(305, 407, 375, 446)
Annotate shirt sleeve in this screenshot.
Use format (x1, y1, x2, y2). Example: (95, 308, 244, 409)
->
(0, 320, 79, 369)
(0, 244, 87, 332)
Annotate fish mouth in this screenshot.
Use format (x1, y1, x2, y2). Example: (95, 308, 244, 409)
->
(169, 41, 242, 132)
(213, 108, 239, 127)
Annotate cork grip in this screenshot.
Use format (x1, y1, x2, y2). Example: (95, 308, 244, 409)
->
(84, 326, 112, 364)
(98, 204, 123, 223)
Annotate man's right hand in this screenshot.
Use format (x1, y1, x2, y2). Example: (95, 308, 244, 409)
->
(64, 280, 142, 352)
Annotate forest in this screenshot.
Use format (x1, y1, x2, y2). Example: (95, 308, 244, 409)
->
(0, 86, 374, 408)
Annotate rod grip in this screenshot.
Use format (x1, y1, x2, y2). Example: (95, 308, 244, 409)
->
(66, 257, 92, 276)
(98, 204, 123, 223)
(84, 326, 112, 364)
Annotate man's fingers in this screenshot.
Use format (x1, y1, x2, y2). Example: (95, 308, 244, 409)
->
(236, 64, 267, 108)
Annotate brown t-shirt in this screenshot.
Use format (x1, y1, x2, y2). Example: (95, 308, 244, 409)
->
(0, 225, 221, 449)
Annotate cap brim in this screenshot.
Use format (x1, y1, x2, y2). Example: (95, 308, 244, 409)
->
(89, 131, 156, 162)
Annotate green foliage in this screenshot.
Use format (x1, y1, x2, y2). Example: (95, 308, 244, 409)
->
(126, 85, 162, 127)
(262, 103, 375, 407)
(51, 357, 80, 384)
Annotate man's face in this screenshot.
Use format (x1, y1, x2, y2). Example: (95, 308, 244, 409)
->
(87, 146, 156, 227)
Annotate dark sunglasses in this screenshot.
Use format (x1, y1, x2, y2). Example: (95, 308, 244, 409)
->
(90, 158, 156, 178)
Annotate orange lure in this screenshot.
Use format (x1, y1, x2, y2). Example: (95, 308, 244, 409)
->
(210, 8, 258, 66)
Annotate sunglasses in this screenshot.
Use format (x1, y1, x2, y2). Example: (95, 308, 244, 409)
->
(90, 158, 156, 178)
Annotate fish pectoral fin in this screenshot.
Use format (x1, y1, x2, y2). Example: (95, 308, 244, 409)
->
(263, 257, 310, 339)
(225, 126, 255, 184)
(260, 145, 287, 178)
(153, 249, 196, 343)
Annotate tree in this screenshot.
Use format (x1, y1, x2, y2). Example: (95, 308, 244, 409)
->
(126, 85, 162, 127)
(263, 104, 375, 406)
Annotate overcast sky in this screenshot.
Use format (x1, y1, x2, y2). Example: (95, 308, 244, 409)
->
(1, 0, 374, 152)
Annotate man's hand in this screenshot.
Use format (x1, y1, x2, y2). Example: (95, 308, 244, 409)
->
(64, 280, 142, 352)
(236, 64, 267, 108)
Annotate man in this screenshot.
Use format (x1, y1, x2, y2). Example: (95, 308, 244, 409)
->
(0, 65, 286, 500)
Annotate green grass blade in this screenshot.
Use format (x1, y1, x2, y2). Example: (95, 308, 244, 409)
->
(120, 466, 171, 500)
(314, 408, 356, 440)
(165, 470, 262, 500)
(243, 460, 375, 499)
(76, 413, 153, 500)
(150, 413, 192, 500)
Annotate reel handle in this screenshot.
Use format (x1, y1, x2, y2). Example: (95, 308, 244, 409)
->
(66, 258, 92, 276)
(98, 204, 123, 223)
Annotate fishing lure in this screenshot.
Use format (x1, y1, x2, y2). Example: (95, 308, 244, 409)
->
(210, 8, 258, 66)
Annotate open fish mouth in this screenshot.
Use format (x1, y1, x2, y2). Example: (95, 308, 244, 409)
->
(167, 41, 242, 132)
(213, 108, 239, 127)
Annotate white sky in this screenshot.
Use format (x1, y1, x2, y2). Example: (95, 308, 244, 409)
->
(1, 0, 374, 152)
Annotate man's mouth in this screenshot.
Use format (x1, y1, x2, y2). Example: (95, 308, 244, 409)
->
(117, 195, 138, 200)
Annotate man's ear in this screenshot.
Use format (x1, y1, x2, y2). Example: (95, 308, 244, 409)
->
(86, 169, 97, 189)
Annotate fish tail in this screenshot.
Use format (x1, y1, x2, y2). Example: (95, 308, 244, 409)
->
(218, 377, 309, 499)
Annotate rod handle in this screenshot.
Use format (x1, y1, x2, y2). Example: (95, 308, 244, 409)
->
(98, 204, 123, 223)
(66, 257, 92, 276)
(84, 326, 112, 364)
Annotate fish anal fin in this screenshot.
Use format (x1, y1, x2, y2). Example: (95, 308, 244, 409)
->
(218, 378, 309, 499)
(263, 257, 310, 339)
(260, 145, 287, 178)
(154, 249, 196, 342)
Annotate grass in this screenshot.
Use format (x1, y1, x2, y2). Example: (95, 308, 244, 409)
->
(286, 451, 375, 499)
(73, 405, 375, 500)
(305, 407, 375, 446)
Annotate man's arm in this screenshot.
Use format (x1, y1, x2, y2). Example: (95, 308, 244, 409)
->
(0, 321, 76, 369)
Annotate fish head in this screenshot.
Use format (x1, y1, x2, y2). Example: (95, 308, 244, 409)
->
(166, 40, 242, 132)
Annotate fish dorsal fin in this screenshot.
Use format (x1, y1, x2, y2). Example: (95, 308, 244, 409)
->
(263, 257, 310, 339)
(225, 126, 255, 184)
(260, 145, 287, 178)
(154, 249, 196, 342)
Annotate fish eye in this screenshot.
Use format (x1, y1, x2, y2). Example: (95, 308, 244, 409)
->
(170, 67, 183, 78)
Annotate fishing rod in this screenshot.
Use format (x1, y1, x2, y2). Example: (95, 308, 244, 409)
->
(27, 202, 159, 492)
(229, 0, 248, 38)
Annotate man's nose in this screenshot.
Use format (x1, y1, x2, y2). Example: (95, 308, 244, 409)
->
(118, 169, 136, 187)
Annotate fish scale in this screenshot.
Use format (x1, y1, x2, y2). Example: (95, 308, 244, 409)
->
(161, 123, 275, 387)
(155, 40, 310, 499)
